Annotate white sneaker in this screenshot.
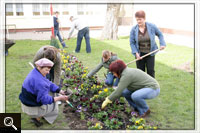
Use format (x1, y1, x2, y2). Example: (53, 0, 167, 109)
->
(113, 86, 117, 90)
(57, 101, 62, 105)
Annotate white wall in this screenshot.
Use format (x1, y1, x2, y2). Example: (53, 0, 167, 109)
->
(6, 4, 107, 29)
(133, 4, 194, 32)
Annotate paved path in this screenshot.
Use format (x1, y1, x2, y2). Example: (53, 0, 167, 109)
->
(8, 26, 194, 48)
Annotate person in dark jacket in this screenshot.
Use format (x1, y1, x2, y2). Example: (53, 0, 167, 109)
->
(130, 10, 166, 78)
(87, 50, 119, 88)
(102, 60, 160, 118)
(19, 58, 68, 127)
(54, 11, 67, 48)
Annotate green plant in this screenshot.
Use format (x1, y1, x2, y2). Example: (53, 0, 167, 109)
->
(104, 118, 123, 129)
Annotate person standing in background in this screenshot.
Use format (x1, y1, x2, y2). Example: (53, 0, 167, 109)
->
(130, 10, 166, 78)
(54, 11, 67, 48)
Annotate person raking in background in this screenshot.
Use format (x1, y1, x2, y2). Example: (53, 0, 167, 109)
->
(101, 60, 160, 118)
(19, 58, 69, 127)
(130, 10, 166, 78)
(67, 16, 91, 53)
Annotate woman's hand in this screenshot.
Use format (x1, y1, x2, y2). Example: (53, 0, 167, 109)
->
(136, 53, 142, 60)
(54, 95, 68, 102)
(59, 90, 65, 95)
(160, 46, 166, 50)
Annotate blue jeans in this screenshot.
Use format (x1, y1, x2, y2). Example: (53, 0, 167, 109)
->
(54, 29, 66, 47)
(122, 88, 160, 115)
(105, 73, 119, 86)
(76, 27, 91, 53)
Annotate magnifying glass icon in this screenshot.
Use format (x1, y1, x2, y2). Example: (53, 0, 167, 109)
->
(4, 117, 18, 130)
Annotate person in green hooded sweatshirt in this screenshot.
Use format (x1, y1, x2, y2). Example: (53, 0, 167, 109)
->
(87, 50, 119, 88)
(101, 60, 160, 118)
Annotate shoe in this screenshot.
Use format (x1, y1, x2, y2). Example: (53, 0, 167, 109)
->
(31, 118, 43, 127)
(140, 109, 151, 118)
(72, 51, 79, 53)
(57, 101, 62, 105)
(113, 86, 117, 90)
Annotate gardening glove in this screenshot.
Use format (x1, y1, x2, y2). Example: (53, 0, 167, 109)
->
(101, 97, 112, 109)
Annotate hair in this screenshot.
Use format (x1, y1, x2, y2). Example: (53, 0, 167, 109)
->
(43, 47, 59, 62)
(109, 60, 126, 77)
(102, 50, 117, 59)
(135, 10, 146, 19)
(55, 11, 59, 14)
(69, 16, 74, 20)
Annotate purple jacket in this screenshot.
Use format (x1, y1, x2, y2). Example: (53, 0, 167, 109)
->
(20, 68, 60, 106)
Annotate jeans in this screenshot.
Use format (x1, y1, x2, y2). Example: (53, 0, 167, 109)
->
(76, 27, 91, 53)
(122, 88, 160, 115)
(105, 72, 119, 86)
(54, 29, 66, 47)
(136, 52, 155, 78)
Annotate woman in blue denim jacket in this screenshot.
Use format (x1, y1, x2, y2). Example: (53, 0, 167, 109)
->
(130, 10, 166, 78)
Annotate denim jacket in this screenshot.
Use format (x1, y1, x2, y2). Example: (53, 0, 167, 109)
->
(130, 22, 166, 57)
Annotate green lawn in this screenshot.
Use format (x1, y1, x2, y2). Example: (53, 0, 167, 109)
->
(6, 38, 194, 130)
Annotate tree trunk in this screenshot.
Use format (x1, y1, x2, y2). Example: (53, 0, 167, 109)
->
(101, 4, 121, 40)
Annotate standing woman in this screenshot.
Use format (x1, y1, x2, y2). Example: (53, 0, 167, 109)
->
(87, 50, 119, 88)
(130, 10, 166, 78)
(102, 60, 160, 118)
(19, 58, 68, 127)
(33, 45, 61, 86)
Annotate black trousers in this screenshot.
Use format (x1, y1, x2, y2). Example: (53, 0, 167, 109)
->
(136, 52, 155, 78)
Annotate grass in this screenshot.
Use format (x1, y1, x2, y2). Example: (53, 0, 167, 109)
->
(6, 37, 194, 130)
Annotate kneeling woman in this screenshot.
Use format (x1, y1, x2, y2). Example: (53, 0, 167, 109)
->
(19, 58, 68, 127)
(102, 60, 160, 117)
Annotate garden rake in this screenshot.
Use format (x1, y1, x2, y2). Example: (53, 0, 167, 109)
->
(126, 49, 160, 66)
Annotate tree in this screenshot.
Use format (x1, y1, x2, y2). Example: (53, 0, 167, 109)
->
(100, 4, 121, 40)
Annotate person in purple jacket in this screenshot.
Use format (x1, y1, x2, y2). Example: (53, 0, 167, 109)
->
(19, 58, 68, 127)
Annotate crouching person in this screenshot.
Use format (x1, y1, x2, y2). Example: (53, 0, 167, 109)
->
(87, 50, 119, 88)
(101, 60, 160, 118)
(19, 58, 68, 127)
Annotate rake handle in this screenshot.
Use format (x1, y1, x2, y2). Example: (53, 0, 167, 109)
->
(126, 49, 160, 66)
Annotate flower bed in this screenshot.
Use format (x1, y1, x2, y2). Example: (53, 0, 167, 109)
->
(60, 50, 158, 130)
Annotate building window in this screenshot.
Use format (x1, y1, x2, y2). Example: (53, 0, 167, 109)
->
(62, 4, 69, 15)
(16, 4, 24, 16)
(33, 4, 40, 16)
(42, 4, 50, 15)
(6, 4, 14, 16)
(77, 4, 93, 15)
(77, 4, 84, 15)
(53, 4, 60, 15)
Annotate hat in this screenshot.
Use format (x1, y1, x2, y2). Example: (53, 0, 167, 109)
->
(35, 58, 54, 67)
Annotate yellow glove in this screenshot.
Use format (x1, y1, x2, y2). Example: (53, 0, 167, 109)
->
(101, 97, 112, 109)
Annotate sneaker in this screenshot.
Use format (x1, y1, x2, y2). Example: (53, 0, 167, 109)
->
(72, 51, 79, 53)
(113, 86, 118, 90)
(57, 101, 62, 105)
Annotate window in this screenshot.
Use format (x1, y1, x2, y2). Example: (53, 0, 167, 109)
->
(42, 4, 50, 15)
(6, 4, 14, 16)
(53, 4, 60, 15)
(33, 4, 40, 16)
(77, 4, 84, 15)
(62, 4, 69, 15)
(77, 4, 92, 15)
(16, 4, 24, 16)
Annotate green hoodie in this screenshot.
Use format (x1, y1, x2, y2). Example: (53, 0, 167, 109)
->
(108, 67, 160, 101)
